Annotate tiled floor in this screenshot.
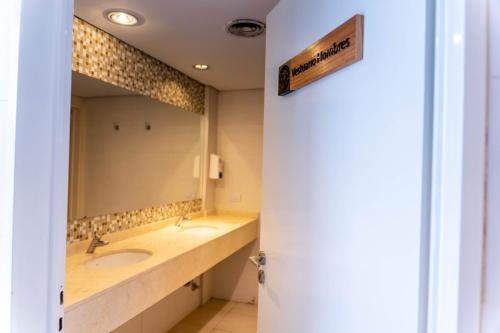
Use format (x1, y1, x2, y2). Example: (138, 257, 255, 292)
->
(167, 299, 257, 333)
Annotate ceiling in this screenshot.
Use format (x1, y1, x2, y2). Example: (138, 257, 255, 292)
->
(74, 0, 279, 91)
(72, 72, 137, 97)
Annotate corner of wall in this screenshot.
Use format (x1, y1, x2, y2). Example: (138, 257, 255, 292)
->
(201, 86, 219, 212)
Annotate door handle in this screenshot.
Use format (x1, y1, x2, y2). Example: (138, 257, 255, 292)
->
(249, 251, 266, 267)
(249, 251, 266, 284)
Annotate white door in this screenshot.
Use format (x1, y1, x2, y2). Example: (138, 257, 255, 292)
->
(259, 1, 432, 332)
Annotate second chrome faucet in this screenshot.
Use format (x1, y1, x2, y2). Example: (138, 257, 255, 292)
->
(175, 215, 192, 227)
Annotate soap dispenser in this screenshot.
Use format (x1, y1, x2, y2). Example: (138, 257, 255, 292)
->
(209, 154, 223, 179)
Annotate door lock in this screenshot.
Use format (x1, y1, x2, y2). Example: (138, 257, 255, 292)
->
(249, 251, 266, 284)
(258, 268, 265, 284)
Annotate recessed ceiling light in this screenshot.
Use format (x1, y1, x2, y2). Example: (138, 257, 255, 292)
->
(193, 64, 210, 71)
(104, 9, 144, 26)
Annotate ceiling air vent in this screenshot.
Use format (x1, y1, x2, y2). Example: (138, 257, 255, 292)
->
(226, 19, 266, 37)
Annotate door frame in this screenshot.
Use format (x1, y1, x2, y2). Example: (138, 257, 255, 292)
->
(1, 0, 74, 332)
(0, 0, 488, 332)
(0, 1, 22, 332)
(427, 0, 488, 332)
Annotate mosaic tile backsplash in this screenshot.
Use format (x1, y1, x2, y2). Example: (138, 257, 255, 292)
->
(67, 198, 202, 243)
(72, 17, 205, 115)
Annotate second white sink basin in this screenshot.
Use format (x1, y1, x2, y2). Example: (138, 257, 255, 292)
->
(87, 249, 152, 268)
(179, 225, 219, 235)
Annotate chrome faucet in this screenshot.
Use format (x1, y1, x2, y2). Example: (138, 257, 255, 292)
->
(86, 232, 109, 254)
(175, 214, 192, 227)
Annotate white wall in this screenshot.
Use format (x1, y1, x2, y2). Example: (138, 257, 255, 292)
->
(483, 0, 500, 331)
(201, 86, 219, 212)
(260, 1, 431, 332)
(71, 95, 201, 218)
(215, 90, 264, 214)
(209, 90, 264, 304)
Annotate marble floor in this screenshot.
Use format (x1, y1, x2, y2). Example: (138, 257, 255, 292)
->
(167, 299, 257, 333)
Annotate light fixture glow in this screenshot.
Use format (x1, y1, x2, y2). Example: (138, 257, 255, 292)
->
(193, 64, 210, 71)
(104, 9, 143, 26)
(452, 33, 463, 45)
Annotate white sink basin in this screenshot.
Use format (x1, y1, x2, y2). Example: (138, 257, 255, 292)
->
(87, 249, 152, 268)
(179, 225, 219, 235)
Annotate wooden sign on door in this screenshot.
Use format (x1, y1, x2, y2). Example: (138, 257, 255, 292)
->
(278, 14, 364, 96)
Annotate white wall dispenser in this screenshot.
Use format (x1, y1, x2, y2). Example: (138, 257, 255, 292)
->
(209, 154, 223, 179)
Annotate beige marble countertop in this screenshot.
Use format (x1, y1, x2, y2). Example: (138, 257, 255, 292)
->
(64, 214, 258, 332)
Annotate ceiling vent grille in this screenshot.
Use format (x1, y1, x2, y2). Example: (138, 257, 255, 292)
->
(226, 19, 266, 37)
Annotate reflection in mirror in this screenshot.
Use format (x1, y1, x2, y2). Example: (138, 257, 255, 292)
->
(68, 72, 201, 220)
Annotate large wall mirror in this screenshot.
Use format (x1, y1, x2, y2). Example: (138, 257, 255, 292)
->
(69, 72, 202, 220)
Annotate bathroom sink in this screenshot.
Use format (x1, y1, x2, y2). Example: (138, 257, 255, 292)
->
(86, 249, 152, 268)
(179, 225, 219, 235)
